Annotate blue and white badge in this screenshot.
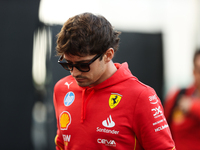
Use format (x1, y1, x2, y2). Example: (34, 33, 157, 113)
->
(64, 92, 75, 106)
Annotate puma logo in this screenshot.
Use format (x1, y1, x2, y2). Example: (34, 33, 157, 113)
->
(65, 82, 73, 89)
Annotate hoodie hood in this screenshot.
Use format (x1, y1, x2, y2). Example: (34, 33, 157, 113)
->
(91, 62, 137, 90)
(80, 62, 137, 122)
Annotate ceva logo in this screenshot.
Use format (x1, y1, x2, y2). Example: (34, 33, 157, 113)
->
(97, 139, 116, 147)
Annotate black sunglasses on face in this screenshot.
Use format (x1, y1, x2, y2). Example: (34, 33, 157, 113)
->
(58, 54, 102, 72)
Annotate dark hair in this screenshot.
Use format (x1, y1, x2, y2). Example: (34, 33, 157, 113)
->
(193, 49, 200, 65)
(56, 12, 121, 56)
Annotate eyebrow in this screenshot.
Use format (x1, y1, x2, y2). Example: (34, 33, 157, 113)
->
(65, 58, 91, 64)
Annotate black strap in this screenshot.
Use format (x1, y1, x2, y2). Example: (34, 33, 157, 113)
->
(173, 88, 186, 109)
(168, 88, 186, 125)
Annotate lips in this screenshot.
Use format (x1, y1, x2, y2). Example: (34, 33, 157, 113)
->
(75, 78, 86, 82)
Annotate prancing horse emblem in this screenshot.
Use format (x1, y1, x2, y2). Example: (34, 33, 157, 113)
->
(109, 93, 122, 109)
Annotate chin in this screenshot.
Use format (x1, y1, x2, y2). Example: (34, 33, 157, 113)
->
(77, 81, 90, 87)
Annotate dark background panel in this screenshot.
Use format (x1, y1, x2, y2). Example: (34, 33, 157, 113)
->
(0, 1, 40, 150)
(113, 32, 163, 101)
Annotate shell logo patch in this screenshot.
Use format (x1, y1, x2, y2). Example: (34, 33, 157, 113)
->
(109, 93, 122, 109)
(59, 111, 71, 130)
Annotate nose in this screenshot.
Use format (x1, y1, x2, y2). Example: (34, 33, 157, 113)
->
(70, 66, 81, 77)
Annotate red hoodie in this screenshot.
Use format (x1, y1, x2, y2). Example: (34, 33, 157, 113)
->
(164, 85, 200, 150)
(53, 62, 176, 150)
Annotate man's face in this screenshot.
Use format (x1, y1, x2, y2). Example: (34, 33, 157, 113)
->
(193, 55, 200, 89)
(63, 53, 106, 87)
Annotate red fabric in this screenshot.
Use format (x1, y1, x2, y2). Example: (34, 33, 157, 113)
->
(164, 85, 200, 150)
(54, 62, 176, 150)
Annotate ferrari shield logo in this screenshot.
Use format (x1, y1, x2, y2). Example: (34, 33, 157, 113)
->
(109, 93, 122, 109)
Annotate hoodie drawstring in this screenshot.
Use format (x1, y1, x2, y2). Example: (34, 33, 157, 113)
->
(81, 88, 95, 123)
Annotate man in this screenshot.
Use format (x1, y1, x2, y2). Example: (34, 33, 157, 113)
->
(53, 12, 176, 150)
(164, 49, 200, 150)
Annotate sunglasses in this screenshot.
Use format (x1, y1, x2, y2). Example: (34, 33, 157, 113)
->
(58, 54, 102, 72)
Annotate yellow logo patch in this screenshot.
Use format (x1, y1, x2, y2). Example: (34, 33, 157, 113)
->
(59, 111, 71, 130)
(109, 93, 122, 109)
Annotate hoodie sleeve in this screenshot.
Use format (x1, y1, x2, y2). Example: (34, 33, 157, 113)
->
(133, 87, 176, 150)
(53, 92, 64, 150)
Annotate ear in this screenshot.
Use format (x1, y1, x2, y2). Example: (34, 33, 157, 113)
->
(104, 48, 114, 63)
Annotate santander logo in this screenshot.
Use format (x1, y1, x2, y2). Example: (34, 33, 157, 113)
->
(102, 115, 115, 128)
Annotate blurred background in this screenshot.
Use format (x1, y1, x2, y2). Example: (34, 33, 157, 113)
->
(0, 0, 200, 149)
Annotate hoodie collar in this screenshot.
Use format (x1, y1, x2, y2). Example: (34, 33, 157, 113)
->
(92, 62, 137, 90)
(79, 62, 136, 123)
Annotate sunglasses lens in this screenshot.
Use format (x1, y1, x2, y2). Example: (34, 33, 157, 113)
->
(78, 63, 90, 72)
(58, 53, 101, 72)
(67, 64, 73, 70)
(61, 63, 72, 71)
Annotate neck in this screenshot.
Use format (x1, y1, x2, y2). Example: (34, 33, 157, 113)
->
(106, 61, 117, 78)
(90, 61, 117, 87)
